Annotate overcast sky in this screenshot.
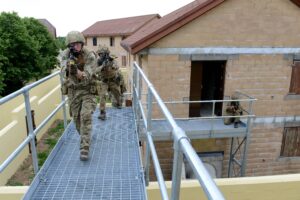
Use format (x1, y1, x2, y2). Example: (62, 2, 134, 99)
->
(0, 0, 194, 36)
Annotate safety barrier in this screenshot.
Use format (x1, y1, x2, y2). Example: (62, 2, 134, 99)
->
(0, 71, 68, 176)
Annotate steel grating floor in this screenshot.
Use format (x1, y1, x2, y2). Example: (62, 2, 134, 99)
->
(24, 107, 146, 200)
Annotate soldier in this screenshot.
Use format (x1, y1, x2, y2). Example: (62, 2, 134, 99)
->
(95, 45, 125, 120)
(110, 70, 127, 107)
(224, 94, 243, 128)
(61, 31, 97, 161)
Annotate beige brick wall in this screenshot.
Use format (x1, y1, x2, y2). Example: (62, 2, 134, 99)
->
(85, 36, 130, 68)
(135, 0, 300, 178)
(153, 0, 300, 47)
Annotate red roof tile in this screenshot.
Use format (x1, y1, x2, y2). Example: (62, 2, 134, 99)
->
(82, 14, 160, 37)
(121, 0, 225, 54)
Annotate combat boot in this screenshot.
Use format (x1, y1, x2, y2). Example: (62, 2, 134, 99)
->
(112, 102, 122, 109)
(234, 122, 239, 128)
(98, 110, 106, 120)
(80, 147, 89, 161)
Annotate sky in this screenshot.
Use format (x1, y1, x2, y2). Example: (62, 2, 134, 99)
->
(0, 0, 194, 37)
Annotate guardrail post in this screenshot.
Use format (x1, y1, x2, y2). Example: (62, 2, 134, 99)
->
(171, 133, 184, 200)
(59, 72, 68, 129)
(145, 88, 153, 186)
(241, 100, 254, 176)
(133, 66, 138, 121)
(23, 89, 39, 175)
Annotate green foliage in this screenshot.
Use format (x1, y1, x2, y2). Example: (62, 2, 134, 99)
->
(0, 12, 59, 96)
(56, 37, 66, 50)
(23, 17, 59, 78)
(38, 152, 49, 167)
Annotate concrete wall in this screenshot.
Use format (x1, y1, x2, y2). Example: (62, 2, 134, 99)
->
(0, 74, 67, 185)
(2, 174, 300, 200)
(147, 173, 300, 200)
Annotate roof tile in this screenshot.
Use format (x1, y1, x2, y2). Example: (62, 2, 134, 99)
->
(82, 14, 160, 37)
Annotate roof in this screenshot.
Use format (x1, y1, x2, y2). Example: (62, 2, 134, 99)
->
(38, 19, 57, 38)
(82, 14, 160, 37)
(121, 0, 225, 54)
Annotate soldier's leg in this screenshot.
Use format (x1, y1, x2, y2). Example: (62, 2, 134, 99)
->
(233, 113, 240, 128)
(223, 110, 233, 125)
(110, 82, 122, 109)
(70, 99, 82, 134)
(98, 83, 108, 120)
(79, 96, 96, 161)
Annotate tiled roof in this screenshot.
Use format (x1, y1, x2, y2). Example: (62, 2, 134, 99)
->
(121, 0, 226, 54)
(82, 14, 160, 37)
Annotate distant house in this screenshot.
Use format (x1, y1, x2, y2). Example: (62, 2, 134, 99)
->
(38, 19, 57, 38)
(82, 14, 160, 68)
(121, 0, 300, 180)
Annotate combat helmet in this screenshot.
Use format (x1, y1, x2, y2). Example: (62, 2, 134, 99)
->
(65, 31, 85, 46)
(97, 45, 110, 54)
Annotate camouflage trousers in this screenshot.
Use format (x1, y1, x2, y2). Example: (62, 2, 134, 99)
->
(69, 92, 96, 154)
(97, 81, 121, 111)
(223, 110, 240, 125)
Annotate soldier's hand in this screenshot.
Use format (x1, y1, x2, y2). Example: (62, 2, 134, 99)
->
(76, 70, 86, 80)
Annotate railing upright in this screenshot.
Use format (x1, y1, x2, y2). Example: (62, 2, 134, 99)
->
(23, 88, 39, 174)
(241, 100, 254, 176)
(59, 72, 68, 129)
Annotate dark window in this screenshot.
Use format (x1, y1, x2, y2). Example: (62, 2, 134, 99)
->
(289, 61, 300, 94)
(110, 37, 115, 47)
(92, 37, 97, 46)
(122, 56, 126, 67)
(280, 127, 300, 157)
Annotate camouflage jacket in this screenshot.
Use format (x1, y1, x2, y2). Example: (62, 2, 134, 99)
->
(95, 59, 119, 81)
(60, 47, 97, 89)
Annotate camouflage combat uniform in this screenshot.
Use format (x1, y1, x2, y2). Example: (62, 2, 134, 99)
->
(224, 94, 243, 128)
(61, 31, 97, 161)
(95, 46, 125, 120)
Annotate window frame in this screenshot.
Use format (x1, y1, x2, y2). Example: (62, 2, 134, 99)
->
(110, 37, 115, 47)
(92, 37, 97, 46)
(280, 126, 300, 157)
(289, 61, 300, 95)
(121, 56, 127, 67)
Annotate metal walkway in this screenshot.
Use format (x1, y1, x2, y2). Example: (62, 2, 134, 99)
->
(140, 119, 247, 141)
(24, 107, 146, 200)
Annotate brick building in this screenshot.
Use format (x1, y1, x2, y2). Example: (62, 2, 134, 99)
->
(121, 0, 300, 179)
(82, 14, 159, 68)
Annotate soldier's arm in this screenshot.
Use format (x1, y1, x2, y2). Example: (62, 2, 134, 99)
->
(60, 50, 70, 80)
(82, 51, 97, 80)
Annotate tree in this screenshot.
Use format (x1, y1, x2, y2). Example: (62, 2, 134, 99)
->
(56, 37, 66, 50)
(23, 17, 59, 78)
(0, 12, 38, 95)
(0, 12, 59, 96)
(0, 37, 6, 95)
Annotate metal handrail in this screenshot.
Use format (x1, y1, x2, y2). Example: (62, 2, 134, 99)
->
(0, 71, 67, 174)
(132, 62, 225, 200)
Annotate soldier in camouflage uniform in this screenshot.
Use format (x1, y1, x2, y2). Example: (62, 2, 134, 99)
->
(61, 31, 97, 161)
(95, 45, 126, 120)
(224, 94, 243, 128)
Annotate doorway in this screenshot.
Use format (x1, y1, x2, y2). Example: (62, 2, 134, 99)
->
(189, 61, 226, 117)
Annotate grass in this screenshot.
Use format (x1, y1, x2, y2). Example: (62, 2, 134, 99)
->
(5, 120, 65, 186)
